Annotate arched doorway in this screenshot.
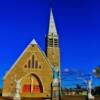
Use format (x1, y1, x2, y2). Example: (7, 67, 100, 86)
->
(22, 73, 43, 94)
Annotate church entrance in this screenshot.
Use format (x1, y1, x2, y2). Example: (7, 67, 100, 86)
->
(22, 74, 43, 94)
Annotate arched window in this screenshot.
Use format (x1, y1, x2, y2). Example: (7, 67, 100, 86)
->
(35, 60, 38, 68)
(22, 74, 43, 93)
(32, 55, 34, 68)
(28, 60, 31, 68)
(39, 65, 41, 69)
(24, 64, 27, 68)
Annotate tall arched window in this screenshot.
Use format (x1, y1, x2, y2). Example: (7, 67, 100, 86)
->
(22, 74, 43, 93)
(32, 55, 34, 68)
(35, 60, 38, 68)
(28, 60, 31, 68)
(24, 64, 27, 68)
(39, 65, 41, 69)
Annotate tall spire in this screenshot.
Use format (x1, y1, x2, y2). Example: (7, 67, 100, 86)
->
(48, 8, 58, 36)
(46, 7, 60, 68)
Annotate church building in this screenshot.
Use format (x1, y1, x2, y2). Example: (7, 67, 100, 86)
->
(2, 8, 60, 98)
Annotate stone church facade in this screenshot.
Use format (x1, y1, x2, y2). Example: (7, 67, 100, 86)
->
(2, 8, 60, 98)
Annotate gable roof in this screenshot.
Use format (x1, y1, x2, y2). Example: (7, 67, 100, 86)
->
(3, 39, 53, 80)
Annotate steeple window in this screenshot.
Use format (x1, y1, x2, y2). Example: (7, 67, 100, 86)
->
(48, 38, 53, 47)
(54, 39, 58, 47)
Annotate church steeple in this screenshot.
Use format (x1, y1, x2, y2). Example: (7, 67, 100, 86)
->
(46, 8, 60, 67)
(47, 8, 59, 48)
(48, 8, 58, 36)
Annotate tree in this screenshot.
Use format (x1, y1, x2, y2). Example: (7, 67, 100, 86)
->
(0, 88, 2, 96)
(76, 84, 83, 95)
(62, 88, 70, 96)
(95, 66, 100, 78)
(93, 86, 100, 96)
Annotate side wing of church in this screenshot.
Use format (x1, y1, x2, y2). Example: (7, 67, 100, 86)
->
(2, 8, 60, 98)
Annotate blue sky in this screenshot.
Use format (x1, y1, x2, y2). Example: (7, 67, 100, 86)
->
(0, 0, 100, 88)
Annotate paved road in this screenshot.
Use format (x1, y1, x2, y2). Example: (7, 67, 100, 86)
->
(0, 96, 100, 100)
(61, 96, 100, 100)
(0, 97, 45, 100)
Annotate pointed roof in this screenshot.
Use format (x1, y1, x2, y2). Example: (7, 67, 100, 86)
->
(30, 39, 37, 45)
(48, 8, 58, 36)
(4, 38, 53, 79)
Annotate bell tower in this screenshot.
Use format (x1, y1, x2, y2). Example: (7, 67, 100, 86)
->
(46, 8, 60, 68)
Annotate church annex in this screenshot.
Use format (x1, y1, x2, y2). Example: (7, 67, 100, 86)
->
(2, 8, 60, 98)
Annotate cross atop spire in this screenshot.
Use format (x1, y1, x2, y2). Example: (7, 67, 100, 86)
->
(48, 8, 58, 36)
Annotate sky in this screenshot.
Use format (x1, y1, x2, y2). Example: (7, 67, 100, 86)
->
(0, 0, 100, 88)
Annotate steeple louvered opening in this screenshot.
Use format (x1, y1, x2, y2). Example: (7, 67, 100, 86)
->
(47, 36, 59, 47)
(48, 38, 53, 47)
(54, 38, 59, 47)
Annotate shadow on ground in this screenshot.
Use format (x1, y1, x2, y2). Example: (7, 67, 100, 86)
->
(0, 96, 100, 100)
